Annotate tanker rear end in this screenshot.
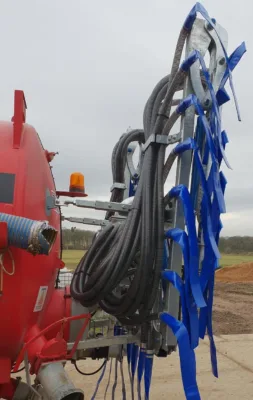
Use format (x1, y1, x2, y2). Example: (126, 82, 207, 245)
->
(0, 93, 61, 367)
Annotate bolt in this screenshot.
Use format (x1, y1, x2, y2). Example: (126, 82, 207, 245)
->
(219, 57, 226, 66)
(108, 204, 112, 208)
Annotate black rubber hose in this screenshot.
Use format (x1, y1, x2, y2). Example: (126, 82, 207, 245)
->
(106, 129, 144, 220)
(71, 111, 180, 322)
(73, 359, 106, 376)
(70, 27, 192, 324)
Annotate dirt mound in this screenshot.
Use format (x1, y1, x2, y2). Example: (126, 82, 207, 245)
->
(216, 262, 253, 283)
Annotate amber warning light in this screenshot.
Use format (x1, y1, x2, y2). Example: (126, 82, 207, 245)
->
(56, 172, 87, 198)
(69, 172, 85, 193)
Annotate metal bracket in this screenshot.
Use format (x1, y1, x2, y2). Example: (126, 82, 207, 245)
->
(109, 215, 127, 223)
(65, 199, 132, 213)
(188, 18, 228, 108)
(205, 21, 228, 94)
(126, 141, 143, 180)
(46, 189, 58, 215)
(62, 216, 110, 227)
(110, 182, 126, 192)
(161, 29, 197, 352)
(67, 334, 140, 351)
(142, 132, 181, 152)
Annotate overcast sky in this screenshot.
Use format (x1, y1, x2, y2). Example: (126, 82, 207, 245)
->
(0, 0, 251, 236)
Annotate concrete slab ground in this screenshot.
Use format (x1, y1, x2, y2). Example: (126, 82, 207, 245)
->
(18, 334, 253, 399)
(64, 334, 253, 399)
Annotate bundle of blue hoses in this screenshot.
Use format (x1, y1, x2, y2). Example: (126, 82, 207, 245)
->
(134, 3, 246, 400)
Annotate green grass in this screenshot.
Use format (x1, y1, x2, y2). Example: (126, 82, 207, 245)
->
(62, 250, 85, 270)
(62, 250, 253, 271)
(219, 254, 253, 268)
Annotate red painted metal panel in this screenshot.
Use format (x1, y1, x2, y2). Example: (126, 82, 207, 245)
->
(0, 92, 62, 377)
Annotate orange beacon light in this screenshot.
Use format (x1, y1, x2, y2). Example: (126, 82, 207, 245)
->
(69, 172, 85, 193)
(56, 172, 87, 198)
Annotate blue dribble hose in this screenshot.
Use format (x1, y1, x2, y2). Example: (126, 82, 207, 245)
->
(169, 184, 206, 310)
(137, 344, 146, 400)
(117, 326, 127, 400)
(120, 354, 127, 400)
(111, 358, 118, 400)
(104, 358, 112, 399)
(144, 351, 154, 400)
(127, 343, 133, 398)
(127, 343, 132, 367)
(160, 312, 200, 400)
(111, 325, 121, 400)
(0, 213, 57, 255)
(91, 360, 107, 400)
(130, 343, 139, 400)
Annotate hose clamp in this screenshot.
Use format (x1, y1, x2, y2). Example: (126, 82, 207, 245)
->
(142, 132, 181, 152)
(110, 182, 126, 192)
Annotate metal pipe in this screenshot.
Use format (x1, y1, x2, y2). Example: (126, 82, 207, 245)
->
(37, 362, 84, 400)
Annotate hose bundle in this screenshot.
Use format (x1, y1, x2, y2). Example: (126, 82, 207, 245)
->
(70, 3, 246, 400)
(70, 24, 197, 326)
(70, 2, 245, 331)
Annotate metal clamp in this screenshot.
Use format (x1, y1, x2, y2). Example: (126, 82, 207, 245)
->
(110, 182, 126, 192)
(142, 132, 181, 152)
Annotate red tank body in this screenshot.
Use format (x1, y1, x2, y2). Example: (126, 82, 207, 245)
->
(0, 92, 89, 400)
(0, 93, 61, 367)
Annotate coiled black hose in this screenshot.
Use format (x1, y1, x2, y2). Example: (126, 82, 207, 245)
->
(70, 27, 196, 325)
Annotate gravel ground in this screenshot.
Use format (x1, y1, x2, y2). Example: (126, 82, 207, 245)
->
(213, 282, 253, 335)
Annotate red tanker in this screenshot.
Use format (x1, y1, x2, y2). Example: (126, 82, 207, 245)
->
(0, 91, 87, 399)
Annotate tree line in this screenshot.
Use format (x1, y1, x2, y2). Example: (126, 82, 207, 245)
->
(62, 229, 253, 254)
(218, 236, 253, 254)
(62, 228, 95, 250)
